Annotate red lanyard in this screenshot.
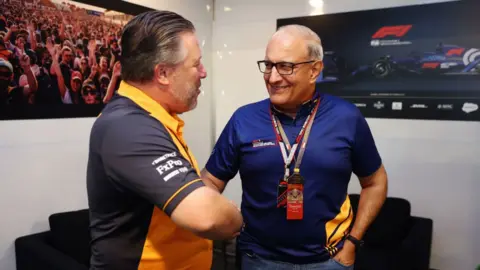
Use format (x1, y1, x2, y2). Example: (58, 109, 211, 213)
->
(270, 99, 320, 180)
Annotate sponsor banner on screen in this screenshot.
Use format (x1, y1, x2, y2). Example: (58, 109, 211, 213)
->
(348, 98, 480, 120)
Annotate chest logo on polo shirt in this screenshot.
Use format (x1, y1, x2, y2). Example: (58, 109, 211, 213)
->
(252, 139, 276, 148)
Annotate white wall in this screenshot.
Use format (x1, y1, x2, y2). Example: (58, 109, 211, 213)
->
(0, 119, 94, 269)
(211, 0, 480, 270)
(0, 1, 214, 270)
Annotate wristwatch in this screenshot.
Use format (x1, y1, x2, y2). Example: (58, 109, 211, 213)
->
(346, 234, 364, 249)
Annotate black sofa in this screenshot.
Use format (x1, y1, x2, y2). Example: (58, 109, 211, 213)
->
(348, 193, 433, 270)
(15, 194, 433, 270)
(15, 209, 90, 270)
(14, 208, 236, 270)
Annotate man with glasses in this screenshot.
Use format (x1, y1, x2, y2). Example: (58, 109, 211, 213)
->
(81, 79, 99, 104)
(201, 24, 388, 269)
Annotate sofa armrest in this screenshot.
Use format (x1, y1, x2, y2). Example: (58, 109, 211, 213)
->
(15, 231, 88, 270)
(402, 216, 433, 270)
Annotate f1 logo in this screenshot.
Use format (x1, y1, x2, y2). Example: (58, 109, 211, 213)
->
(446, 48, 465, 56)
(372, 25, 412, 39)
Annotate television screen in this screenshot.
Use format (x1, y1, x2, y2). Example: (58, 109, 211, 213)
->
(0, 0, 152, 120)
(278, 1, 480, 121)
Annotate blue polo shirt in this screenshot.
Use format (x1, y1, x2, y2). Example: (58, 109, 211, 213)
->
(205, 91, 382, 264)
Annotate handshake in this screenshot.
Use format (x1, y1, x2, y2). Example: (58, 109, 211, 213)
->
(170, 171, 244, 241)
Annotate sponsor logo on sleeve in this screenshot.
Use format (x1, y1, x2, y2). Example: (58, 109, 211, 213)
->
(152, 152, 189, 182)
(156, 159, 183, 176)
(152, 152, 177, 165)
(163, 167, 189, 182)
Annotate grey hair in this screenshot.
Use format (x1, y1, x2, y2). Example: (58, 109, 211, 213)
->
(275, 24, 324, 61)
(120, 10, 195, 83)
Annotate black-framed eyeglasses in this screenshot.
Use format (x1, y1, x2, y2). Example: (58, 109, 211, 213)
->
(257, 60, 315, 75)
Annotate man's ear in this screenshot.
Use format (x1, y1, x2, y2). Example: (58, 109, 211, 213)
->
(310, 60, 324, 83)
(154, 64, 170, 86)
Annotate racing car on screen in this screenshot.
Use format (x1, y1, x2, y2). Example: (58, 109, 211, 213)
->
(370, 43, 480, 78)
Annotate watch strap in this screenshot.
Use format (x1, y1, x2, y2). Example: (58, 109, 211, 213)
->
(346, 234, 364, 248)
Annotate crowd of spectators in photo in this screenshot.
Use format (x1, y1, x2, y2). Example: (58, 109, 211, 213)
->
(0, 0, 129, 105)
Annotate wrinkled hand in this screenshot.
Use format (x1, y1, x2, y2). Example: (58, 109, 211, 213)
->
(333, 242, 355, 267)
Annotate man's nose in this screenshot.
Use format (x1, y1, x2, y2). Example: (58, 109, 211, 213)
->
(199, 63, 207, 79)
(268, 67, 282, 83)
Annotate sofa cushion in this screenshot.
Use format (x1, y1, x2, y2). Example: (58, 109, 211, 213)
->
(349, 194, 411, 247)
(48, 209, 91, 266)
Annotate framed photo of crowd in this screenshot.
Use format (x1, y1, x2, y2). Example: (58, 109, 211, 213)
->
(0, 0, 152, 120)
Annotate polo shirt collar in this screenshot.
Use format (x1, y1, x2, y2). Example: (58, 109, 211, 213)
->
(117, 81, 184, 135)
(271, 89, 321, 118)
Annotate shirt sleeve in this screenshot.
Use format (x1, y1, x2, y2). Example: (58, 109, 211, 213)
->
(351, 111, 382, 178)
(100, 114, 205, 216)
(204, 113, 240, 182)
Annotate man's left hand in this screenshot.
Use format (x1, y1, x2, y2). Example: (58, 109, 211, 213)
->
(333, 241, 355, 266)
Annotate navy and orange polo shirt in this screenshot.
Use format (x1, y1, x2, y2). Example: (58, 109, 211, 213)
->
(87, 81, 212, 270)
(205, 90, 382, 264)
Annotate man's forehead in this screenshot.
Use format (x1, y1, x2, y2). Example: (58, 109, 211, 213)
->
(265, 35, 308, 62)
(181, 32, 202, 62)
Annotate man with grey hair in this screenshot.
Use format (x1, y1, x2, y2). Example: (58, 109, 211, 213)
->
(202, 24, 388, 269)
(86, 10, 243, 270)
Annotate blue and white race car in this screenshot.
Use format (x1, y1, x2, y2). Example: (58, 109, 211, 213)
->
(370, 43, 480, 77)
(316, 43, 480, 83)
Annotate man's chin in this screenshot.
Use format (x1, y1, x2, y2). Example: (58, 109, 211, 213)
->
(176, 100, 198, 114)
(269, 94, 290, 106)
(187, 99, 198, 111)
